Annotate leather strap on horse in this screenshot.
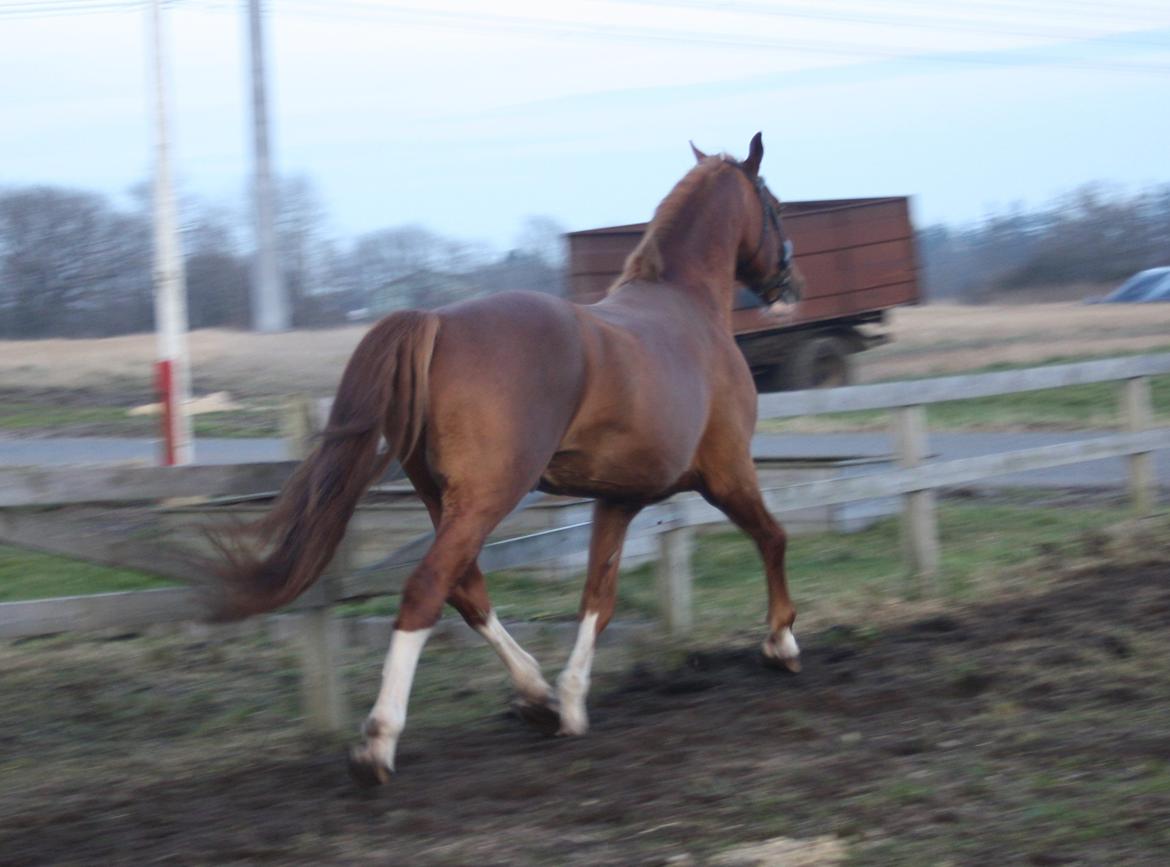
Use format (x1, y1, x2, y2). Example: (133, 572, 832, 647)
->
(746, 175, 798, 305)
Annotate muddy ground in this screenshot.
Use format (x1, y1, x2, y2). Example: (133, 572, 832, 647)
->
(2, 557, 1169, 866)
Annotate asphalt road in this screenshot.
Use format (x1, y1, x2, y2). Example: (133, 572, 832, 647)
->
(1, 432, 1165, 491)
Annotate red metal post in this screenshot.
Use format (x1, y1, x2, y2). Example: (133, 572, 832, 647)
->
(155, 359, 176, 467)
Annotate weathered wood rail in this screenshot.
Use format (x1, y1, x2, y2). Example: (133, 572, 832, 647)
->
(2, 353, 1168, 731)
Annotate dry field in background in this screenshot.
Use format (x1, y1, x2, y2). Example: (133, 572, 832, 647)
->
(1, 303, 1168, 403)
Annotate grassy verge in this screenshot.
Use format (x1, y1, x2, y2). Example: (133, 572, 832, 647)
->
(0, 546, 171, 601)
(3, 500, 1132, 630)
(0, 402, 283, 437)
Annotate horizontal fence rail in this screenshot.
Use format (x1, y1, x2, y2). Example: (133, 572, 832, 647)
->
(0, 461, 300, 508)
(758, 352, 1170, 418)
(0, 588, 203, 638)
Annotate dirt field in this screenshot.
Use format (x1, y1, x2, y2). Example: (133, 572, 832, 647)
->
(3, 539, 1169, 865)
(2, 303, 1170, 405)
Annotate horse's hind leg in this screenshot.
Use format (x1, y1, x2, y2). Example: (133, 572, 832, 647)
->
(698, 467, 799, 672)
(406, 458, 554, 718)
(447, 566, 557, 727)
(556, 500, 641, 736)
(348, 503, 511, 785)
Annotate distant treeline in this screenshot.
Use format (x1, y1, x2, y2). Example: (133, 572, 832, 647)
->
(918, 183, 1170, 302)
(3, 178, 1169, 337)
(0, 177, 565, 339)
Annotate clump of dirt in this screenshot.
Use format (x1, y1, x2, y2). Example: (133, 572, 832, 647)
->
(2, 558, 1170, 865)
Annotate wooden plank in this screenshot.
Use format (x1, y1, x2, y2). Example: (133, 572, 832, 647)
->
(0, 506, 209, 584)
(759, 354, 1170, 418)
(785, 202, 911, 256)
(283, 394, 349, 733)
(1122, 377, 1156, 514)
(792, 281, 919, 322)
(892, 406, 939, 595)
(0, 588, 204, 639)
(655, 527, 694, 635)
(298, 576, 348, 733)
(283, 393, 324, 461)
(792, 239, 917, 298)
(0, 461, 299, 507)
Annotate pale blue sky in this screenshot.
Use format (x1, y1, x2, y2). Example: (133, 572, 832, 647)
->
(1, 0, 1167, 249)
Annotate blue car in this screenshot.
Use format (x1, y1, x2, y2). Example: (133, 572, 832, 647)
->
(1097, 267, 1170, 303)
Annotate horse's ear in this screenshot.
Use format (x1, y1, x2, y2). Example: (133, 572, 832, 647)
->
(689, 140, 708, 163)
(742, 132, 764, 178)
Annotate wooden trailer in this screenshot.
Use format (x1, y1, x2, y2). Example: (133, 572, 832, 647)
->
(567, 196, 920, 390)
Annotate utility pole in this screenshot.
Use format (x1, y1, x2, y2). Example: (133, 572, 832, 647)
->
(148, 0, 194, 465)
(246, 0, 289, 332)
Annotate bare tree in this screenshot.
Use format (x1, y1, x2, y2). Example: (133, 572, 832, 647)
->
(185, 203, 250, 329)
(0, 187, 152, 337)
(514, 215, 568, 271)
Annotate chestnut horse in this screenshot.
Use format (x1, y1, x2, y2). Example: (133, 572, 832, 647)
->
(216, 133, 803, 785)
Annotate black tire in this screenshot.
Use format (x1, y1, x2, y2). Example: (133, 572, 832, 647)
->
(785, 336, 852, 390)
(752, 364, 789, 394)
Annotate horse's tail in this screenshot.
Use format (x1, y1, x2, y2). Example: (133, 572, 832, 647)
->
(210, 311, 440, 620)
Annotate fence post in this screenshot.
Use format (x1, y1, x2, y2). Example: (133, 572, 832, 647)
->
(1121, 376, 1155, 514)
(284, 395, 348, 734)
(655, 525, 694, 635)
(283, 392, 323, 460)
(892, 404, 940, 595)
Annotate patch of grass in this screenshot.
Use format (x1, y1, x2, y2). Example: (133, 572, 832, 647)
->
(192, 410, 282, 437)
(0, 501, 1134, 642)
(332, 501, 1131, 631)
(0, 403, 139, 431)
(0, 545, 170, 601)
(0, 402, 282, 437)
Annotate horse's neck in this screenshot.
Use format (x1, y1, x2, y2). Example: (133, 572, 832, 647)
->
(652, 174, 744, 312)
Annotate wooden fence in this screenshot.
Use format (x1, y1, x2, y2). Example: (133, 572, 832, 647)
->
(1, 352, 1168, 731)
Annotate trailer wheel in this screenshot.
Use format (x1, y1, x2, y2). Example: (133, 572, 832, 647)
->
(752, 364, 789, 394)
(787, 336, 852, 390)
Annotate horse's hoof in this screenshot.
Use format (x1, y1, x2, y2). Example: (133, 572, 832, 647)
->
(347, 745, 392, 787)
(512, 698, 562, 736)
(762, 628, 801, 673)
(762, 651, 800, 673)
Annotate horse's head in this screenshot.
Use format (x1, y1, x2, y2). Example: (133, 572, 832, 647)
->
(692, 132, 804, 305)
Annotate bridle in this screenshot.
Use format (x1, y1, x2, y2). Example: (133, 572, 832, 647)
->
(746, 174, 799, 305)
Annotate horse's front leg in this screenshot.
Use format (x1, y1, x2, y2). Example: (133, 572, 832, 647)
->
(556, 500, 641, 736)
(699, 470, 800, 672)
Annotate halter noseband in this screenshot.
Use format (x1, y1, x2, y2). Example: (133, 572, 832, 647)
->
(747, 174, 798, 304)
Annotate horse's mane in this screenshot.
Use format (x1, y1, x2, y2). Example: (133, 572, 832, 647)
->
(612, 155, 737, 291)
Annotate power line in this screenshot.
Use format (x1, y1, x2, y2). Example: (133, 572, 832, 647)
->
(0, 0, 202, 16)
(6, 0, 1168, 76)
(0, 1, 144, 17)
(601, 0, 1170, 49)
(257, 0, 1170, 76)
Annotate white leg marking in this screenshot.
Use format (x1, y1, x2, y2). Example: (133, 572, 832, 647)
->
(762, 626, 801, 671)
(556, 611, 599, 736)
(476, 611, 552, 704)
(363, 627, 431, 773)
